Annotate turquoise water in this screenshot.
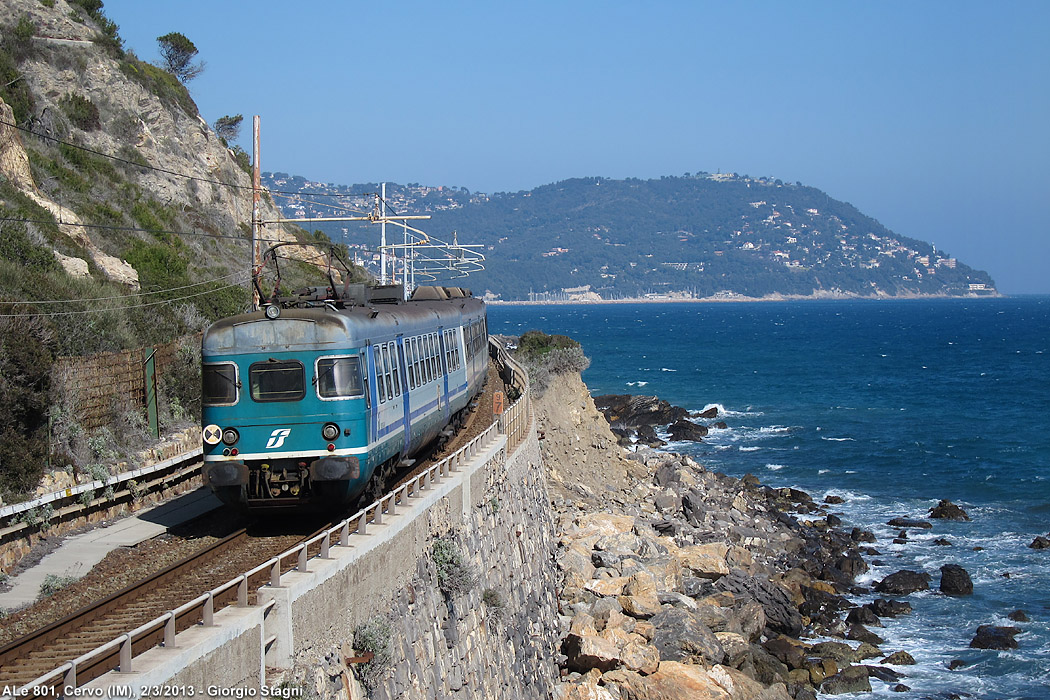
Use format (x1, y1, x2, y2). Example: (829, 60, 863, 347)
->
(490, 298, 1050, 698)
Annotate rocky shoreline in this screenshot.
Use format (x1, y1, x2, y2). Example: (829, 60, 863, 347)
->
(535, 382, 1021, 699)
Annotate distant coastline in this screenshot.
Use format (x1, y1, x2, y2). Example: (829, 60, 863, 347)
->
(486, 290, 1004, 306)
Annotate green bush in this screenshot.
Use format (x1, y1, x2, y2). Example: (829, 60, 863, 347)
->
(352, 616, 392, 694)
(513, 330, 590, 394)
(0, 47, 36, 122)
(39, 573, 78, 597)
(59, 92, 101, 131)
(432, 537, 477, 596)
(0, 316, 54, 495)
(119, 53, 197, 116)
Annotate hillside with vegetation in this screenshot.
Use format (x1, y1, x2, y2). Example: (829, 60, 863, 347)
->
(0, 0, 361, 499)
(264, 172, 997, 301)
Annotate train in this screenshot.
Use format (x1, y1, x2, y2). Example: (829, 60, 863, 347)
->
(200, 250, 488, 511)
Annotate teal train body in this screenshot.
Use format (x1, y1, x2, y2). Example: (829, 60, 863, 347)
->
(200, 285, 487, 511)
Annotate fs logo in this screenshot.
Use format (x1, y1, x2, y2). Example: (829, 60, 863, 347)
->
(265, 428, 292, 449)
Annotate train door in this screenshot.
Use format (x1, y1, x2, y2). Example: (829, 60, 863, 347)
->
(396, 336, 411, 454)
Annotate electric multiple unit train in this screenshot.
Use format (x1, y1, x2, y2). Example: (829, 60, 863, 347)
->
(200, 277, 487, 511)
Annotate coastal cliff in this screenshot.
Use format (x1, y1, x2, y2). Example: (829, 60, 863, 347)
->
(534, 371, 907, 698)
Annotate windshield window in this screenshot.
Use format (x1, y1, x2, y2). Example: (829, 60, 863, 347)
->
(202, 363, 238, 405)
(249, 360, 305, 402)
(316, 356, 364, 399)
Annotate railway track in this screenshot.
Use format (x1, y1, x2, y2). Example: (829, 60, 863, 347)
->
(0, 521, 327, 688)
(0, 358, 510, 691)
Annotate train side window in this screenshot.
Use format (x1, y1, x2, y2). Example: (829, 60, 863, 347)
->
(380, 344, 394, 400)
(389, 342, 402, 397)
(430, 333, 438, 379)
(249, 360, 304, 402)
(374, 345, 386, 403)
(315, 356, 364, 399)
(203, 362, 238, 406)
(414, 339, 421, 388)
(405, 341, 416, 390)
(424, 335, 433, 383)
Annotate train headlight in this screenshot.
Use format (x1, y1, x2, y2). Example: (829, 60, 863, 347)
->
(264, 305, 281, 320)
(322, 423, 340, 441)
(222, 428, 240, 445)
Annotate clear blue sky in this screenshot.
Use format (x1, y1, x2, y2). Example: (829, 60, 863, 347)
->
(102, 0, 1049, 293)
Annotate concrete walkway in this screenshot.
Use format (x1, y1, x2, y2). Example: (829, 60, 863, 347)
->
(0, 488, 222, 610)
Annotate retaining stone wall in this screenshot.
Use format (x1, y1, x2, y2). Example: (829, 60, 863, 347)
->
(306, 430, 561, 700)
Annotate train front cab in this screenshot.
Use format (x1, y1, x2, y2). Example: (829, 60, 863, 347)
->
(201, 342, 372, 510)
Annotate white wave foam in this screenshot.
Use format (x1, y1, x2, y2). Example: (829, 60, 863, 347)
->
(660, 367, 677, 372)
(760, 426, 791, 434)
(822, 437, 855, 442)
(766, 463, 786, 471)
(740, 446, 761, 452)
(818, 469, 829, 474)
(700, 402, 763, 417)
(625, 381, 649, 387)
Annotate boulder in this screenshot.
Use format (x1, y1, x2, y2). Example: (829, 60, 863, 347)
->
(695, 406, 719, 419)
(810, 641, 855, 663)
(851, 528, 877, 543)
(1029, 535, 1050, 549)
(825, 495, 845, 505)
(846, 624, 884, 646)
(969, 625, 1020, 650)
(677, 543, 730, 579)
(668, 420, 708, 442)
(846, 606, 882, 627)
(563, 633, 622, 673)
(636, 424, 666, 448)
(886, 517, 933, 529)
(939, 564, 973, 596)
(929, 499, 970, 521)
(594, 394, 689, 429)
(874, 570, 930, 595)
(649, 607, 726, 665)
(881, 650, 916, 665)
(864, 665, 903, 683)
(601, 662, 734, 700)
(1008, 610, 1029, 622)
(714, 571, 804, 637)
(868, 599, 912, 617)
(821, 665, 871, 695)
(933, 538, 952, 546)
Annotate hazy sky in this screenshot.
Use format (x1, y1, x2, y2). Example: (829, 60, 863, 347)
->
(101, 0, 1049, 293)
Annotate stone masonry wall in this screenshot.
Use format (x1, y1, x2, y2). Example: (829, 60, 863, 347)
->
(304, 430, 561, 700)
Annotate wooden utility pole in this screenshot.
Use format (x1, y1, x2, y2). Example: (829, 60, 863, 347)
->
(251, 115, 261, 310)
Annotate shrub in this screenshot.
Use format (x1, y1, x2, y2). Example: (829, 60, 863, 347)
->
(513, 330, 590, 395)
(59, 92, 101, 131)
(352, 616, 392, 694)
(0, 46, 36, 121)
(432, 537, 477, 596)
(482, 588, 505, 621)
(39, 573, 78, 597)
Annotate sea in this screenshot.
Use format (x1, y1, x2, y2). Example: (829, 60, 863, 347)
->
(489, 297, 1050, 699)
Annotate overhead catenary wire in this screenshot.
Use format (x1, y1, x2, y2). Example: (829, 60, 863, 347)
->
(0, 269, 249, 305)
(0, 277, 251, 318)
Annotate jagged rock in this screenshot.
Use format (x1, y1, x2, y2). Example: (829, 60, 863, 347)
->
(826, 550, 868, 583)
(762, 637, 808, 669)
(864, 665, 903, 683)
(678, 543, 730, 579)
(891, 684, 911, 692)
(594, 394, 688, 429)
(948, 659, 967, 670)
(874, 570, 930, 595)
(933, 538, 952, 546)
(929, 499, 970, 521)
(668, 420, 708, 442)
(714, 571, 803, 637)
(799, 585, 851, 626)
(713, 632, 750, 667)
(886, 517, 933, 529)
(939, 564, 973, 595)
(695, 406, 719, 419)
(881, 651, 916, 665)
(825, 495, 845, 505)
(868, 598, 912, 617)
(1008, 610, 1029, 622)
(810, 641, 855, 663)
(563, 634, 621, 672)
(553, 675, 618, 700)
(850, 527, 877, 543)
(820, 665, 871, 695)
(650, 607, 726, 665)
(592, 550, 622, 569)
(681, 488, 706, 526)
(636, 424, 666, 448)
(969, 625, 1020, 650)
(619, 594, 663, 619)
(1029, 535, 1050, 549)
(713, 421, 728, 430)
(853, 642, 883, 661)
(846, 624, 884, 646)
(602, 661, 742, 700)
(620, 640, 661, 675)
(846, 606, 882, 627)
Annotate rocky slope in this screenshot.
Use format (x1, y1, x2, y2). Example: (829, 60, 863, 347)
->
(532, 373, 920, 698)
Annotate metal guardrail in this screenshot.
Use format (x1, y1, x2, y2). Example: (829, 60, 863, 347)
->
(0, 448, 204, 527)
(15, 343, 533, 695)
